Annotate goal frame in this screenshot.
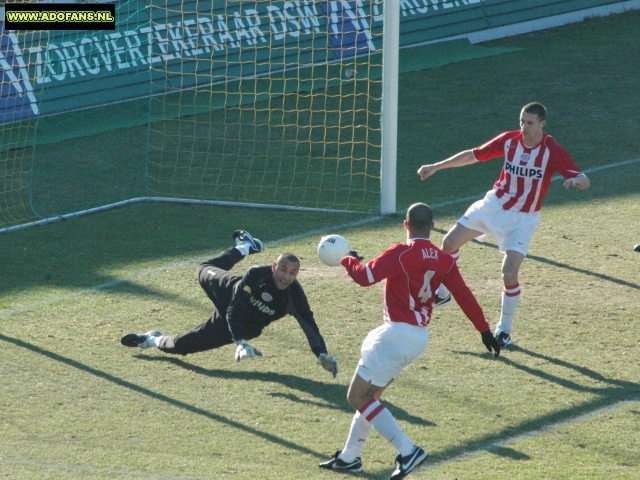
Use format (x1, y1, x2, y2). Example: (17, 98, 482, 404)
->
(0, 0, 400, 235)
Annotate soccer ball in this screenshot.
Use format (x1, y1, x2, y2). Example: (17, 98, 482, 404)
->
(318, 234, 350, 267)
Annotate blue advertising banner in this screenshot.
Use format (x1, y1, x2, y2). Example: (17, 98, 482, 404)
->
(320, 0, 376, 58)
(0, 22, 39, 123)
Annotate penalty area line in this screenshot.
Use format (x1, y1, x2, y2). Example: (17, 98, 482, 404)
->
(418, 396, 640, 473)
(0, 457, 219, 480)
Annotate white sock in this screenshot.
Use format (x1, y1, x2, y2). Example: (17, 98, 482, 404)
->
(339, 411, 373, 462)
(358, 399, 414, 457)
(436, 249, 460, 297)
(496, 283, 520, 334)
(235, 244, 250, 256)
(147, 335, 162, 348)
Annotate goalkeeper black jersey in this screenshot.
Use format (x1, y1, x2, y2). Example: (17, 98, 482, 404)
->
(219, 264, 328, 357)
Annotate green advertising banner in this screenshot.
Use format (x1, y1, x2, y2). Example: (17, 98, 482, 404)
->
(2, 0, 632, 124)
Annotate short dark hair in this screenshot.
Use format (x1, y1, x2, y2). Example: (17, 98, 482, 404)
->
(277, 253, 300, 265)
(522, 102, 546, 121)
(406, 203, 433, 231)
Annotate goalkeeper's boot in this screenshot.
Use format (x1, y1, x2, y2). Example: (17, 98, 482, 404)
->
(390, 445, 428, 480)
(319, 451, 364, 473)
(232, 230, 264, 254)
(433, 293, 452, 308)
(121, 330, 162, 349)
(634, 244, 640, 252)
(495, 330, 513, 348)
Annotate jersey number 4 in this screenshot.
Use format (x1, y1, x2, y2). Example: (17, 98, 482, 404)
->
(418, 270, 436, 303)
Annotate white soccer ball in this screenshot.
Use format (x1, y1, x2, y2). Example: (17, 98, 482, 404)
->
(318, 234, 350, 267)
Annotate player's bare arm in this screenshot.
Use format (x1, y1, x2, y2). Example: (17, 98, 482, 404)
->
(563, 173, 590, 189)
(417, 149, 478, 180)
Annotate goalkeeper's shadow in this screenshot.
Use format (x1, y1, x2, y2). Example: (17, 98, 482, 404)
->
(136, 355, 436, 427)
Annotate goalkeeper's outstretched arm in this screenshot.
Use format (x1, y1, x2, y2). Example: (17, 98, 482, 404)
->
(287, 288, 338, 377)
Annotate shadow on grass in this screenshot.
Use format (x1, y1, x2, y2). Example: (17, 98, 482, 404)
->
(456, 345, 640, 396)
(0, 271, 210, 320)
(508, 345, 639, 390)
(0, 333, 329, 459)
(432, 227, 640, 291)
(0, 203, 361, 298)
(4, 340, 638, 478)
(0, 333, 416, 479)
(486, 446, 531, 461)
(135, 355, 436, 428)
(439, 347, 640, 465)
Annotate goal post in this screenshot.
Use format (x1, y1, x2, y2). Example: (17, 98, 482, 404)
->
(380, 0, 398, 215)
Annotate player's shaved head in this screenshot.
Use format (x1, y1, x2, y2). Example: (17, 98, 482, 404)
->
(276, 253, 300, 265)
(272, 253, 300, 290)
(406, 203, 434, 231)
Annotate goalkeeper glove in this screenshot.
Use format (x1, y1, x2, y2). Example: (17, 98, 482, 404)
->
(481, 330, 500, 358)
(318, 353, 338, 378)
(345, 250, 364, 262)
(235, 340, 262, 362)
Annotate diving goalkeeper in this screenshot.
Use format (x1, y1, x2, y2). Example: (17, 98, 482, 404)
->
(121, 230, 338, 378)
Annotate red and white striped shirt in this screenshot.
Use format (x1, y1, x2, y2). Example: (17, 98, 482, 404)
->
(341, 239, 489, 332)
(473, 131, 584, 212)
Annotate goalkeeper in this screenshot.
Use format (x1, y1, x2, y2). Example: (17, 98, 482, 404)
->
(121, 230, 338, 378)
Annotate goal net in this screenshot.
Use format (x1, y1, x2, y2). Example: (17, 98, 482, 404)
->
(0, 0, 385, 232)
(3, 0, 633, 232)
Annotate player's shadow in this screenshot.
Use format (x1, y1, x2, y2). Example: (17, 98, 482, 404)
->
(136, 355, 436, 427)
(432, 227, 640, 291)
(0, 333, 330, 459)
(438, 346, 640, 463)
(3, 340, 411, 480)
(485, 446, 530, 460)
(464, 344, 640, 394)
(455, 345, 640, 403)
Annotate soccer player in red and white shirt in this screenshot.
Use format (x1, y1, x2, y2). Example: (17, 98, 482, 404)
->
(417, 102, 590, 348)
(319, 203, 500, 478)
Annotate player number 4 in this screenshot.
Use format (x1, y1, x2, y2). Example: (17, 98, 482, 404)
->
(418, 270, 436, 303)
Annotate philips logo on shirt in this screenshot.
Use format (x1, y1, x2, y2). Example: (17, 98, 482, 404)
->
(504, 161, 543, 179)
(249, 295, 276, 315)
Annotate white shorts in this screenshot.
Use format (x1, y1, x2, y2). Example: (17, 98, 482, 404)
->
(458, 190, 541, 255)
(356, 321, 429, 387)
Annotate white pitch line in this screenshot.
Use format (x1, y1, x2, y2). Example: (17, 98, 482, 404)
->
(3, 398, 638, 478)
(0, 457, 219, 480)
(424, 157, 640, 208)
(550, 156, 640, 182)
(418, 396, 640, 473)
(0, 259, 196, 319)
(0, 216, 381, 319)
(577, 156, 640, 173)
(2, 156, 638, 320)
